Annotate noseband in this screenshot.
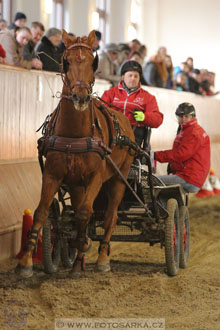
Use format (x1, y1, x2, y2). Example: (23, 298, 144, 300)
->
(61, 38, 95, 99)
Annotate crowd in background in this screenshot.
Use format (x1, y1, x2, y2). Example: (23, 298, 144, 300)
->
(96, 40, 218, 96)
(0, 12, 218, 96)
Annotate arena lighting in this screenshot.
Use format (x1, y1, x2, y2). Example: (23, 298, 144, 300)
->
(92, 11, 99, 30)
(45, 0, 53, 14)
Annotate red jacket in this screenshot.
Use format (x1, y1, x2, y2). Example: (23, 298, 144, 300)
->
(101, 81, 163, 128)
(155, 118, 210, 188)
(0, 44, 6, 58)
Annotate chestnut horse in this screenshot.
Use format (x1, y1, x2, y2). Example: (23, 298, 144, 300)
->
(16, 30, 134, 277)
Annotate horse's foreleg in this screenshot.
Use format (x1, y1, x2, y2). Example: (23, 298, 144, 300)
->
(96, 178, 127, 272)
(16, 174, 63, 277)
(69, 177, 103, 273)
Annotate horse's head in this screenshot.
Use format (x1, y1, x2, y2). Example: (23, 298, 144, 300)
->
(61, 30, 99, 111)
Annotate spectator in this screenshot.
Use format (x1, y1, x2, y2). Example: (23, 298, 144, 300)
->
(174, 61, 190, 79)
(200, 79, 212, 96)
(199, 69, 219, 96)
(101, 60, 163, 146)
(93, 30, 102, 51)
(164, 54, 174, 89)
(187, 68, 203, 95)
(0, 27, 42, 69)
(36, 27, 62, 72)
(153, 103, 210, 193)
(128, 39, 141, 58)
(130, 51, 142, 64)
(0, 43, 7, 64)
(115, 44, 130, 75)
(0, 19, 7, 31)
(23, 21, 45, 61)
(174, 72, 188, 92)
(200, 69, 211, 95)
(207, 71, 219, 95)
(8, 12, 27, 31)
(96, 42, 120, 85)
(208, 71, 215, 89)
(143, 53, 167, 88)
(186, 57, 194, 72)
(158, 46, 167, 58)
(139, 44, 147, 66)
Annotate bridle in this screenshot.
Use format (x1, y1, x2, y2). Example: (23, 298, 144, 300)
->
(61, 37, 97, 100)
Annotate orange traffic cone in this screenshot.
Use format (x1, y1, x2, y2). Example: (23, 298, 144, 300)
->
(17, 209, 42, 263)
(209, 168, 220, 195)
(196, 176, 214, 198)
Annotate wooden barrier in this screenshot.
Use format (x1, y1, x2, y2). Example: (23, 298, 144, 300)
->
(0, 64, 220, 260)
(1, 65, 219, 164)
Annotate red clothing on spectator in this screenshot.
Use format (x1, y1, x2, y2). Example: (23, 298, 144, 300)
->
(155, 118, 210, 188)
(0, 44, 6, 58)
(101, 81, 163, 128)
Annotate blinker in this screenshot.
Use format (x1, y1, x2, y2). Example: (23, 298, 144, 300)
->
(92, 53, 99, 72)
(62, 57, 69, 73)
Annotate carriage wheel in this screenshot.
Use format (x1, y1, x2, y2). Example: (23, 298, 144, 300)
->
(42, 198, 61, 274)
(165, 199, 180, 276)
(179, 206, 190, 269)
(61, 238, 77, 268)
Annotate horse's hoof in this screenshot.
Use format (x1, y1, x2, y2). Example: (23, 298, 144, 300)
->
(15, 264, 33, 278)
(70, 255, 85, 274)
(96, 262, 111, 272)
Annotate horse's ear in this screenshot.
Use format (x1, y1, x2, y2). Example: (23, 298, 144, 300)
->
(62, 29, 72, 48)
(87, 30, 96, 48)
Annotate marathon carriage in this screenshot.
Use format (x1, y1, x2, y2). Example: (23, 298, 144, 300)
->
(41, 138, 190, 277)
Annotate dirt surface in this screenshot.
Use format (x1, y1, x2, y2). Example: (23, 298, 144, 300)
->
(0, 195, 220, 330)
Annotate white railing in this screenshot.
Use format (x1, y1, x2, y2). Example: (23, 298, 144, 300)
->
(1, 64, 220, 174)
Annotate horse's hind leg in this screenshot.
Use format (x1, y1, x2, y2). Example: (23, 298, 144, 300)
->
(96, 177, 127, 272)
(16, 174, 63, 277)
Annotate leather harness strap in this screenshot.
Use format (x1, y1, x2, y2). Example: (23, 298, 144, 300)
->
(93, 97, 120, 148)
(44, 135, 112, 159)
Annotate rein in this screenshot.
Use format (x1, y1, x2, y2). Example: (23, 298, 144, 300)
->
(96, 96, 138, 116)
(96, 96, 125, 112)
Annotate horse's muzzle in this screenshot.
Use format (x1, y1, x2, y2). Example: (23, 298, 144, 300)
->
(71, 93, 91, 111)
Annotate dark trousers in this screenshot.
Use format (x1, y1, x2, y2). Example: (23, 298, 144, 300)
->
(134, 126, 146, 146)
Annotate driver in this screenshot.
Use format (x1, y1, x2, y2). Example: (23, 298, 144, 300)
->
(101, 60, 163, 147)
(152, 103, 210, 193)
